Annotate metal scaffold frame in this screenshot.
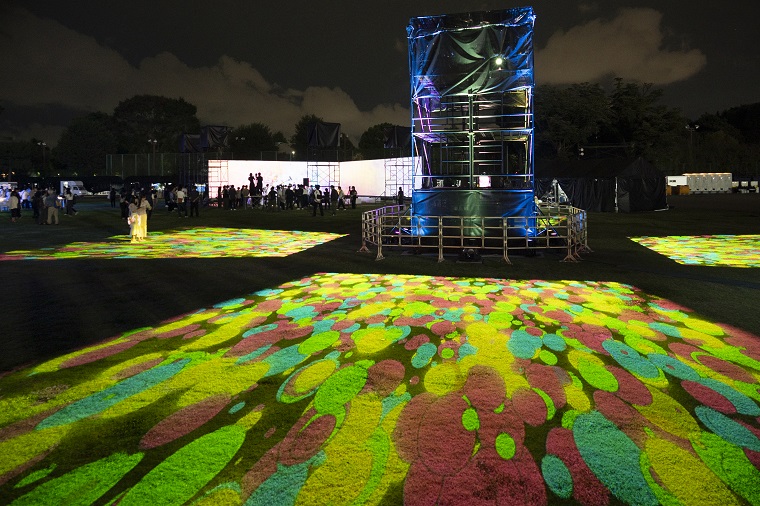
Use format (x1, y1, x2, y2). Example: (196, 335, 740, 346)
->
(412, 89, 534, 191)
(207, 159, 229, 194)
(308, 160, 340, 189)
(384, 156, 414, 198)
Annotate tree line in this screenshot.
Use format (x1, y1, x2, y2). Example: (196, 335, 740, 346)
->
(2, 79, 759, 179)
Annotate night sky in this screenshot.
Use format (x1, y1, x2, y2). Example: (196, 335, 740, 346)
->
(1, 0, 758, 146)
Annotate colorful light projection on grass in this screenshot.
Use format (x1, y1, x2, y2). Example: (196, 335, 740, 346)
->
(0, 228, 345, 260)
(631, 234, 760, 268)
(1, 273, 760, 505)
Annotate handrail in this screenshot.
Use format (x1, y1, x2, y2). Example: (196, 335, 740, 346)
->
(360, 204, 589, 262)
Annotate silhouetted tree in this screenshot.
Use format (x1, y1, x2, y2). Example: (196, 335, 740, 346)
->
(359, 123, 394, 151)
(113, 95, 200, 154)
(54, 112, 117, 174)
(289, 114, 323, 161)
(230, 123, 279, 159)
(603, 78, 685, 162)
(717, 103, 760, 144)
(535, 83, 610, 159)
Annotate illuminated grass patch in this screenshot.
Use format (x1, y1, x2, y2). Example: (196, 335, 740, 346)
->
(631, 234, 760, 268)
(1, 273, 759, 505)
(0, 228, 345, 260)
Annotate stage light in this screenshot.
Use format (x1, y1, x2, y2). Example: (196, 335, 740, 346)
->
(494, 56, 504, 67)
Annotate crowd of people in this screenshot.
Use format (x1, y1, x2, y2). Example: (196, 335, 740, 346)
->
(2, 185, 80, 224)
(212, 181, 360, 216)
(4, 176, 368, 231)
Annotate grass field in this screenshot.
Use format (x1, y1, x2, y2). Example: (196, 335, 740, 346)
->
(0, 193, 758, 505)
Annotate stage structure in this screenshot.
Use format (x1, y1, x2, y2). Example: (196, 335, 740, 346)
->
(383, 126, 414, 198)
(207, 159, 229, 195)
(407, 7, 536, 236)
(180, 125, 231, 190)
(307, 122, 341, 189)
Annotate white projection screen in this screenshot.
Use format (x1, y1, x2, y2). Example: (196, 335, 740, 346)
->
(225, 158, 406, 196)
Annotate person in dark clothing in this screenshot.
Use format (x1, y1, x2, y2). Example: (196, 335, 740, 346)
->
(311, 185, 324, 216)
(330, 185, 339, 215)
(188, 186, 200, 217)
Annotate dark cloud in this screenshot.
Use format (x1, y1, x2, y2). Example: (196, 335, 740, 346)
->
(0, 7, 409, 145)
(1, 2, 757, 147)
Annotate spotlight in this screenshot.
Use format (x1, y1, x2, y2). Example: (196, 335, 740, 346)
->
(494, 56, 504, 67)
(457, 248, 482, 263)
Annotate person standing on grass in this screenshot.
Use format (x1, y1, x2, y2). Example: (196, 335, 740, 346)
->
(330, 185, 339, 215)
(120, 192, 130, 219)
(147, 187, 156, 220)
(286, 185, 295, 210)
(138, 194, 151, 239)
(268, 186, 277, 211)
(20, 187, 29, 209)
(337, 186, 346, 210)
(32, 187, 43, 223)
(350, 186, 358, 209)
(128, 198, 140, 243)
(176, 186, 186, 217)
(64, 188, 77, 215)
(241, 185, 250, 209)
(189, 186, 200, 217)
(9, 190, 20, 222)
(312, 185, 324, 216)
(45, 189, 60, 225)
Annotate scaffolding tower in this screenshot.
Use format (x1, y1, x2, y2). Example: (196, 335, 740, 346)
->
(384, 156, 414, 198)
(411, 90, 533, 190)
(307, 155, 340, 189)
(306, 122, 342, 189)
(207, 159, 229, 196)
(407, 7, 537, 230)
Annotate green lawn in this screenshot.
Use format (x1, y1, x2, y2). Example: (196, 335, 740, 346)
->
(1, 194, 757, 373)
(0, 193, 758, 505)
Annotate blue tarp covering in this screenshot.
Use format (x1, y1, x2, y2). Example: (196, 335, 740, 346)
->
(407, 7, 535, 98)
(411, 189, 535, 237)
(179, 134, 201, 153)
(200, 125, 230, 150)
(411, 188, 533, 217)
(307, 122, 341, 148)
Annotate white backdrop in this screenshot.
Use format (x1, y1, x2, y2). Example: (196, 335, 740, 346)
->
(226, 158, 406, 196)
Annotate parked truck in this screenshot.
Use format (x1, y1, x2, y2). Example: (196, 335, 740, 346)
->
(60, 180, 91, 196)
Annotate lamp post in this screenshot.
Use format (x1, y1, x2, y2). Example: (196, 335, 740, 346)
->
(37, 141, 47, 174)
(276, 142, 295, 162)
(148, 139, 158, 176)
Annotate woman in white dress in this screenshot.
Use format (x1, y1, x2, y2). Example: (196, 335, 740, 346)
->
(128, 199, 140, 243)
(137, 194, 151, 240)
